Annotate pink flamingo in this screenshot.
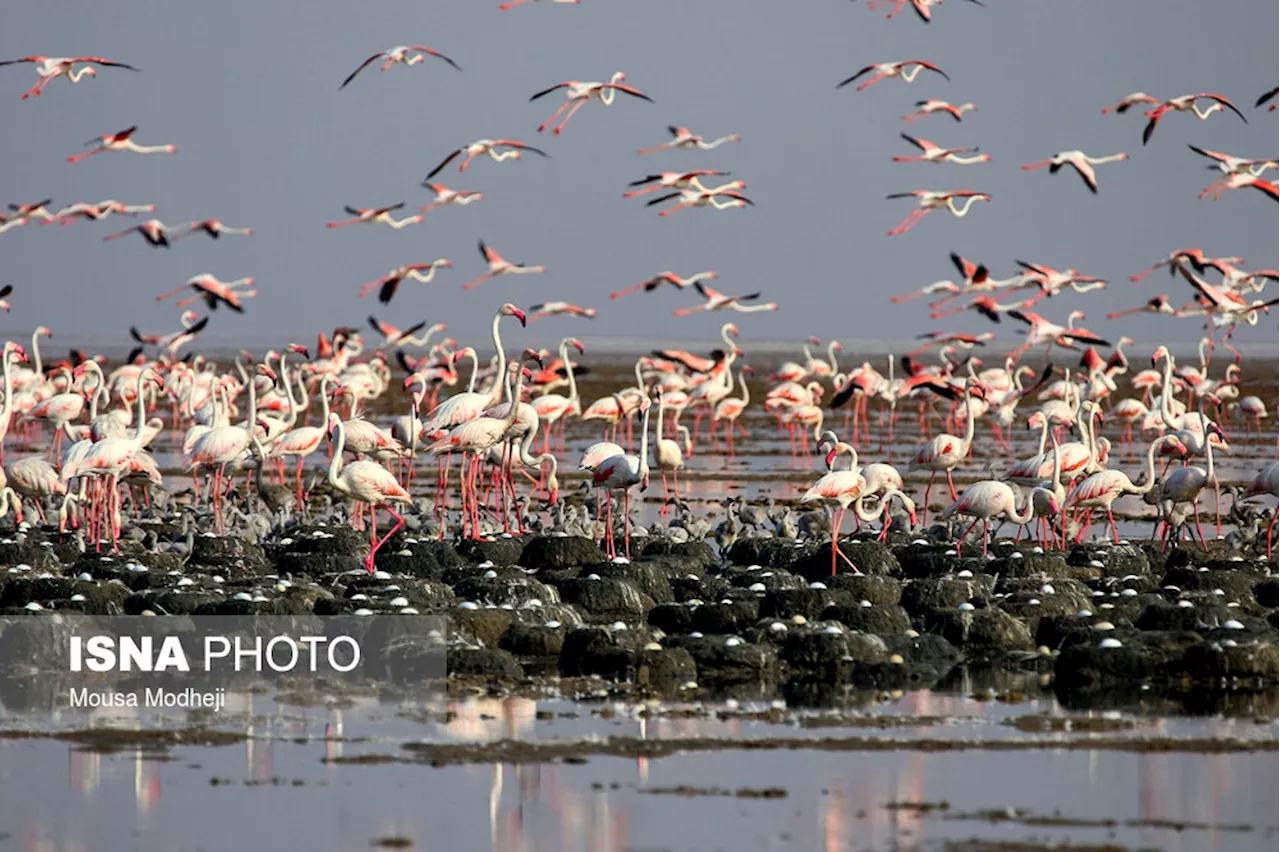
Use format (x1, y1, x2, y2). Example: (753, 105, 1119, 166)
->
(836, 60, 950, 91)
(609, 269, 718, 299)
(801, 442, 867, 575)
(1065, 435, 1183, 543)
(67, 126, 175, 163)
(463, 240, 546, 291)
(592, 399, 652, 560)
(338, 45, 460, 90)
(529, 72, 654, 135)
(940, 480, 1045, 557)
(0, 55, 139, 99)
(424, 139, 549, 180)
(885, 189, 990, 235)
(326, 413, 412, 573)
(909, 379, 981, 519)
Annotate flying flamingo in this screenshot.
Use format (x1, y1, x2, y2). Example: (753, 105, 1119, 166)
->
(1108, 294, 1175, 320)
(530, 71, 654, 135)
(592, 398, 652, 560)
(636, 126, 740, 155)
(156, 274, 256, 312)
(1189, 145, 1279, 199)
(102, 219, 178, 247)
(610, 270, 718, 299)
(903, 99, 976, 122)
(527, 302, 597, 321)
(424, 139, 549, 180)
(419, 183, 484, 213)
(5, 199, 55, 225)
(499, 0, 581, 10)
(1128, 248, 1242, 283)
(801, 442, 867, 575)
(885, 190, 989, 235)
(0, 55, 139, 99)
(1007, 310, 1110, 359)
(130, 311, 208, 359)
(673, 281, 778, 316)
(326, 202, 422, 230)
(1197, 170, 1278, 201)
(1066, 435, 1183, 543)
(44, 199, 155, 224)
(1100, 92, 1160, 114)
(338, 45, 460, 90)
(940, 480, 1045, 557)
(368, 317, 438, 348)
(67, 126, 175, 163)
(622, 171, 733, 200)
(893, 133, 989, 165)
(645, 183, 754, 216)
(871, 0, 984, 23)
(172, 219, 253, 241)
(358, 260, 453, 303)
(463, 240, 546, 291)
(1140, 93, 1247, 145)
(1021, 150, 1128, 194)
(836, 60, 949, 91)
(326, 413, 412, 572)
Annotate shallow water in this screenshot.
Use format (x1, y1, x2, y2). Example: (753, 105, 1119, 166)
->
(1, 678, 1275, 852)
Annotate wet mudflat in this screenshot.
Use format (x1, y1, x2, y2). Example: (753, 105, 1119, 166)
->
(0, 679, 1275, 852)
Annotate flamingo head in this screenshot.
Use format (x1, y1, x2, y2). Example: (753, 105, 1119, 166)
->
(824, 447, 839, 468)
(36, 326, 52, 338)
(1150, 345, 1170, 366)
(502, 303, 527, 326)
(832, 341, 844, 352)
(742, 365, 754, 375)
(1027, 410, 1046, 429)
(256, 364, 278, 382)
(567, 338, 585, 355)
(521, 348, 544, 367)
(639, 469, 649, 492)
(287, 343, 310, 359)
(807, 335, 822, 345)
(723, 323, 739, 338)
(428, 322, 448, 334)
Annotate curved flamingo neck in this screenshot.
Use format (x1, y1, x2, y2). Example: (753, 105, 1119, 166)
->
(483, 312, 509, 406)
(327, 418, 347, 492)
(562, 339, 580, 406)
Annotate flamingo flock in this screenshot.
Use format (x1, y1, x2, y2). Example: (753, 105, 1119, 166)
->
(0, 2, 1272, 574)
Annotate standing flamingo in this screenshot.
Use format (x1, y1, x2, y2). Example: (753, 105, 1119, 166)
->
(910, 379, 982, 518)
(592, 398, 652, 560)
(326, 413, 413, 572)
(801, 442, 867, 575)
(940, 480, 1047, 557)
(1065, 435, 1184, 543)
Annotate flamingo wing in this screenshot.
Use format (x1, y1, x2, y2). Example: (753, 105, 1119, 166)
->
(340, 53, 385, 89)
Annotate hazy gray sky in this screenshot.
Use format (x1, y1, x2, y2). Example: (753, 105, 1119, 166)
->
(2, 0, 1276, 352)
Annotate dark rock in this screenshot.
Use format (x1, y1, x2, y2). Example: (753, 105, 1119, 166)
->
(882, 632, 963, 670)
(781, 627, 888, 672)
(725, 538, 817, 569)
(1254, 578, 1279, 609)
(689, 599, 760, 634)
(499, 622, 565, 657)
(825, 574, 903, 606)
(0, 578, 129, 614)
(989, 551, 1069, 580)
(557, 577, 654, 623)
(189, 534, 268, 573)
(521, 536, 606, 570)
(1160, 565, 1263, 603)
(821, 603, 912, 635)
(448, 647, 522, 678)
(900, 576, 989, 616)
(451, 607, 515, 647)
(588, 561, 676, 604)
(923, 607, 1035, 657)
(454, 537, 525, 566)
(722, 565, 807, 593)
(790, 541, 899, 581)
(1055, 630, 1202, 684)
(647, 602, 696, 635)
(636, 647, 697, 686)
(375, 540, 464, 579)
(1136, 602, 1207, 632)
(665, 635, 777, 682)
(640, 539, 719, 569)
(1180, 640, 1279, 681)
(559, 626, 651, 678)
(1067, 543, 1150, 578)
(897, 542, 972, 579)
(452, 571, 559, 609)
(759, 588, 856, 621)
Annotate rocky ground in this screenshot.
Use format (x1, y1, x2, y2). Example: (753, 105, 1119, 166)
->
(0, 522, 1276, 709)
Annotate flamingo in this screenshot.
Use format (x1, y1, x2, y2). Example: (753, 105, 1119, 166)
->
(1007, 310, 1110, 360)
(463, 240, 547, 290)
(592, 398, 652, 559)
(532, 338, 585, 452)
(712, 366, 752, 456)
(910, 378, 982, 517)
(622, 171, 732, 199)
(1107, 294, 1175, 320)
(609, 270, 718, 299)
(1242, 461, 1278, 555)
(1237, 395, 1268, 439)
(1140, 93, 1247, 145)
(419, 183, 484, 213)
(872, 0, 984, 22)
(67, 126, 175, 163)
(652, 389, 686, 508)
(338, 45, 460, 90)
(903, 99, 975, 122)
(102, 219, 179, 247)
(836, 60, 949, 91)
(358, 261, 453, 303)
(130, 311, 208, 359)
(1065, 435, 1183, 543)
(801, 442, 867, 575)
(326, 413, 412, 572)
(0, 55, 139, 99)
(424, 139, 549, 180)
(636, 126, 740, 155)
(885, 190, 990, 235)
(893, 133, 989, 165)
(325, 202, 422, 230)
(171, 219, 253, 241)
(1021, 151, 1128, 194)
(673, 281, 778, 316)
(1159, 417, 1220, 545)
(1101, 92, 1160, 114)
(1257, 87, 1278, 111)
(6, 457, 66, 524)
(527, 301, 596, 321)
(940, 480, 1046, 557)
(529, 71, 654, 135)
(645, 183, 754, 216)
(156, 274, 256, 312)
(0, 284, 11, 311)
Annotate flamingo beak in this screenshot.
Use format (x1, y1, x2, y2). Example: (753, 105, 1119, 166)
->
(571, 339, 585, 354)
(824, 448, 838, 467)
(513, 308, 527, 326)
